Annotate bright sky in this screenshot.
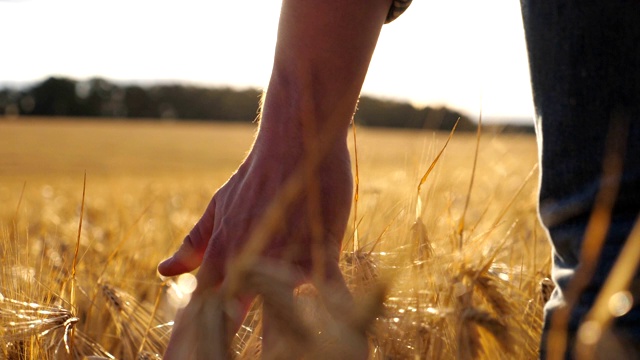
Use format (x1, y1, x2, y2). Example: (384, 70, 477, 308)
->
(0, 0, 535, 122)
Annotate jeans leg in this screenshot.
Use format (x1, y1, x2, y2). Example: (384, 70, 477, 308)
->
(520, 0, 640, 358)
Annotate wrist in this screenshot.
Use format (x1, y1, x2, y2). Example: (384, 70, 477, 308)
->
(253, 111, 351, 166)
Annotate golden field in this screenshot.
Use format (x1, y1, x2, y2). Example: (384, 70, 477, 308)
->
(0, 118, 550, 359)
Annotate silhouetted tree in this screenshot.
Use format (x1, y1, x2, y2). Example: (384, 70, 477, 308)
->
(418, 106, 475, 131)
(124, 85, 158, 118)
(29, 77, 81, 116)
(0, 89, 27, 115)
(355, 96, 475, 131)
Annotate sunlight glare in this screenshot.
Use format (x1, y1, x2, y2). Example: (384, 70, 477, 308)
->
(0, 0, 533, 120)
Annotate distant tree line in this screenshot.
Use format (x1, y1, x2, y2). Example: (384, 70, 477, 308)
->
(0, 76, 533, 133)
(355, 97, 474, 131)
(0, 77, 263, 121)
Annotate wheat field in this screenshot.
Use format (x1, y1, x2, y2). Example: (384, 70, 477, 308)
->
(0, 118, 550, 359)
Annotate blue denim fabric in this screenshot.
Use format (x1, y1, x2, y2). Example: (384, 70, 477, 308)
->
(520, 0, 640, 358)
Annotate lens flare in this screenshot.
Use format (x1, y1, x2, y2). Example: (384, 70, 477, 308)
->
(167, 273, 198, 309)
(177, 273, 198, 293)
(608, 291, 633, 318)
(578, 320, 602, 346)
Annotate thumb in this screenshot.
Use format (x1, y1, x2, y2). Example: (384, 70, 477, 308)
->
(158, 198, 216, 277)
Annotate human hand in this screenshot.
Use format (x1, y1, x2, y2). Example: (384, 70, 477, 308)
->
(158, 134, 356, 358)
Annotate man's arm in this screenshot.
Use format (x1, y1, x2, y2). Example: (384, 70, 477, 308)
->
(159, 0, 391, 358)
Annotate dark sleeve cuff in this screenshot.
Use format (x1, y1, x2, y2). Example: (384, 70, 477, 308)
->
(385, 0, 412, 24)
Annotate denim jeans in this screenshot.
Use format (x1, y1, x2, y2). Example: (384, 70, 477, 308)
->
(520, 0, 640, 358)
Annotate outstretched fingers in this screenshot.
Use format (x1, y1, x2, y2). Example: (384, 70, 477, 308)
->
(158, 197, 217, 277)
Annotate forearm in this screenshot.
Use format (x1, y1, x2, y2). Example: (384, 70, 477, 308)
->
(255, 0, 390, 153)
